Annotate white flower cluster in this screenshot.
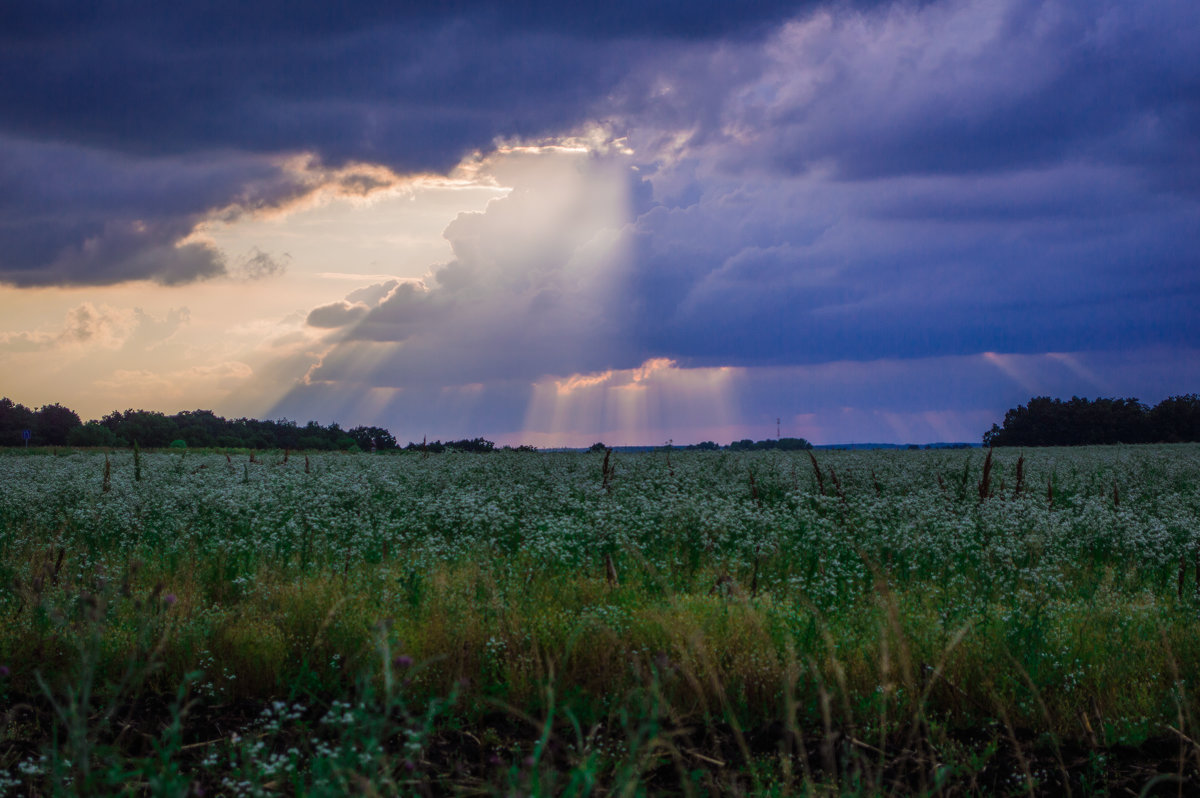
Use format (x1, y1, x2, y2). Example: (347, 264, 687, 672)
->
(1, 445, 1197, 612)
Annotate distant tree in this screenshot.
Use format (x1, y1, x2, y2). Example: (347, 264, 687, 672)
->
(728, 437, 811, 451)
(349, 426, 399, 451)
(0, 399, 393, 451)
(446, 437, 495, 453)
(35, 403, 82, 446)
(588, 442, 608, 453)
(0, 397, 36, 446)
(1149, 394, 1200, 442)
(273, 418, 302, 450)
(171, 409, 224, 448)
(985, 395, 1155, 446)
(101, 409, 178, 447)
(67, 421, 121, 448)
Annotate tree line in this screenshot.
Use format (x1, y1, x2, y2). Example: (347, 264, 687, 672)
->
(0, 399, 404, 451)
(984, 395, 1200, 447)
(0, 397, 547, 453)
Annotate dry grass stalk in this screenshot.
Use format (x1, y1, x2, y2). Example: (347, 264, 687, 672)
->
(1194, 548, 1199, 599)
(604, 552, 619, 587)
(828, 467, 844, 501)
(1014, 454, 1025, 496)
(809, 451, 826, 496)
(102, 455, 111, 493)
(708, 572, 739, 597)
(977, 447, 994, 502)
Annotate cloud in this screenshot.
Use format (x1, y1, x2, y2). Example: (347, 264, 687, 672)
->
(304, 280, 406, 328)
(8, 0, 1193, 443)
(0, 0, 882, 290)
(298, 146, 637, 388)
(0, 138, 319, 286)
(0, 1, 812, 163)
(0, 303, 189, 353)
(4, 0, 1196, 295)
(344, 280, 399, 306)
(620, 157, 1200, 367)
(0, 330, 56, 353)
(601, 0, 1200, 366)
(306, 301, 370, 329)
(628, 0, 1200, 188)
(263, 0, 1200, 436)
(58, 303, 136, 348)
(228, 248, 289, 281)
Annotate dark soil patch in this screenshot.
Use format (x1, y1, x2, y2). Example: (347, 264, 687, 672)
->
(3, 691, 1198, 794)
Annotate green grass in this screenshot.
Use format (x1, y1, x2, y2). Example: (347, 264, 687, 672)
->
(2, 445, 1200, 794)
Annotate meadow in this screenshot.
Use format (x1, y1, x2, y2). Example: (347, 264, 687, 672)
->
(1, 444, 1199, 795)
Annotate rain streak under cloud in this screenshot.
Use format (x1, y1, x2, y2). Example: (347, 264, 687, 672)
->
(0, 0, 1198, 444)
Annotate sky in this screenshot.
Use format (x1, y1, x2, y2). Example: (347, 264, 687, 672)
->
(1, 0, 1198, 446)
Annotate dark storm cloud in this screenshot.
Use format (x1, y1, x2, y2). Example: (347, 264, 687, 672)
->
(810, 3, 1196, 188)
(0, 0, 838, 286)
(608, 1, 1200, 194)
(601, 0, 1200, 366)
(0, 136, 303, 285)
(268, 0, 1200, 420)
(5, 0, 1199, 380)
(241, 0, 1197, 443)
(625, 163, 1200, 366)
(0, 1, 818, 167)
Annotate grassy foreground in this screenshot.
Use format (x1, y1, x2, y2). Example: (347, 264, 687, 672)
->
(2, 445, 1200, 795)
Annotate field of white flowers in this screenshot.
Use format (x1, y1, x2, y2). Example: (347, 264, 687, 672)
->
(3, 445, 1199, 611)
(2, 444, 1199, 794)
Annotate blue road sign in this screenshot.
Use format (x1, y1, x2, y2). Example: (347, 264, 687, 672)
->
(22, 429, 31, 446)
